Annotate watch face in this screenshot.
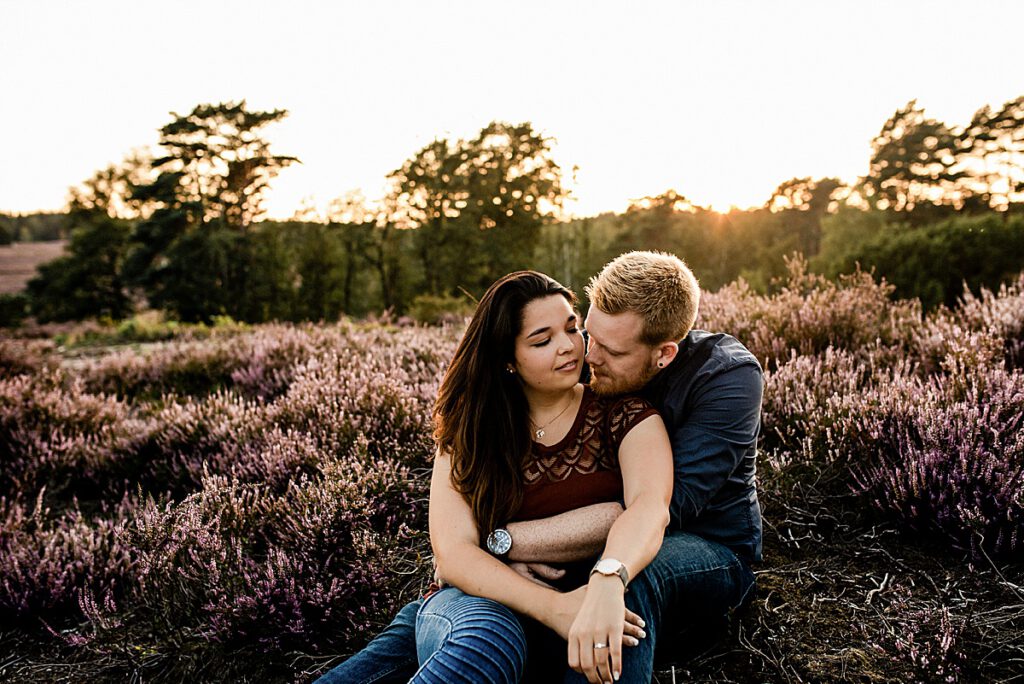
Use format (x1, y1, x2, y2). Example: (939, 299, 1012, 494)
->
(596, 558, 620, 574)
(487, 529, 512, 555)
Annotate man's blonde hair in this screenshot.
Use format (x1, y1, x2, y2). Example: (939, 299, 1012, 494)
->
(585, 251, 700, 345)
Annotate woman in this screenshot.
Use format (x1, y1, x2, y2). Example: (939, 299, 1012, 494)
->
(327, 272, 673, 684)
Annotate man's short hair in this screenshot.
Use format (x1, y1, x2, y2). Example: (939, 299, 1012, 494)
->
(585, 251, 700, 345)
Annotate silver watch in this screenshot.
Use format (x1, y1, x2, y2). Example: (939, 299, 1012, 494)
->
(590, 557, 629, 588)
(486, 528, 512, 557)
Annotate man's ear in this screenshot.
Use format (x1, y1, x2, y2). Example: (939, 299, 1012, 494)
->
(655, 341, 679, 368)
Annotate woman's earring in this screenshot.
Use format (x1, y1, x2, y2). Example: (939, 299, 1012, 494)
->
(507, 367, 515, 374)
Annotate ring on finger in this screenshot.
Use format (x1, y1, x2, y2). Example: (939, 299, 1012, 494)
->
(594, 642, 608, 649)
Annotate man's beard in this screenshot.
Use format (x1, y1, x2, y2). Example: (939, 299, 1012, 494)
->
(589, 357, 660, 397)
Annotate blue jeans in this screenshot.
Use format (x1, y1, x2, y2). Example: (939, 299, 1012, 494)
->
(412, 588, 528, 683)
(314, 598, 422, 684)
(315, 531, 754, 683)
(625, 531, 755, 670)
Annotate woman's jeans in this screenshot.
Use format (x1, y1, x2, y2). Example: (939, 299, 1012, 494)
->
(314, 531, 755, 684)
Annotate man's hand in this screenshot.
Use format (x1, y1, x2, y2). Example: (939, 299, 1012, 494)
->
(508, 561, 566, 589)
(432, 564, 447, 589)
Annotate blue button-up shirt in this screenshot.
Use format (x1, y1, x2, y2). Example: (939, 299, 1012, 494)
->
(639, 330, 764, 563)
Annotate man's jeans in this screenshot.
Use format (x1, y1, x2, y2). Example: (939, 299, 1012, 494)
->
(315, 598, 423, 684)
(314, 531, 755, 684)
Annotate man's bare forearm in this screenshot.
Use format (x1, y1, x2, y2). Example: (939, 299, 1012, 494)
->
(506, 502, 624, 563)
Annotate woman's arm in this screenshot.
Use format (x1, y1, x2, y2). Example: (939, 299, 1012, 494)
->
(566, 413, 673, 683)
(428, 451, 586, 635)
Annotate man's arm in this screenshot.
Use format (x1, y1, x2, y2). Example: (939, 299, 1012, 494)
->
(668, 362, 762, 526)
(503, 363, 763, 557)
(505, 502, 624, 563)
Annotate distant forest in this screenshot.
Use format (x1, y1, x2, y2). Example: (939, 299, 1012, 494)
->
(2, 96, 1022, 326)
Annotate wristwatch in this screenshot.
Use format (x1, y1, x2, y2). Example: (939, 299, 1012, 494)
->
(590, 557, 630, 588)
(486, 528, 513, 558)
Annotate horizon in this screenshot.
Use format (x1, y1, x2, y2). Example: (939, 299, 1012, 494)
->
(1, 0, 1022, 220)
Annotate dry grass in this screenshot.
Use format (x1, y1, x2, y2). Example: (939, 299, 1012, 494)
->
(651, 471, 1024, 684)
(0, 241, 66, 294)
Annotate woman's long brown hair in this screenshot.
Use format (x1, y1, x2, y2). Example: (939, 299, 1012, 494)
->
(434, 271, 577, 542)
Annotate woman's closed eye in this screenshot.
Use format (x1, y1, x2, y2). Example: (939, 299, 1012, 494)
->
(533, 327, 579, 347)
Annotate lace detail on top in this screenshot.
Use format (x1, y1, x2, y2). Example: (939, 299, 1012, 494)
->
(522, 388, 658, 485)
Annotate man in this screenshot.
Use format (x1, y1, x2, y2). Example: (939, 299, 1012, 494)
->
(317, 251, 762, 683)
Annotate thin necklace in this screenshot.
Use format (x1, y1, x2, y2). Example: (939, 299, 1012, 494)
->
(529, 392, 575, 440)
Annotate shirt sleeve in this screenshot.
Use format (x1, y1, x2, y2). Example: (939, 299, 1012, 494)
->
(667, 362, 763, 528)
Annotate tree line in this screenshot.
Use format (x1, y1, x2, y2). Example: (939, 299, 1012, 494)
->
(5, 94, 1023, 325)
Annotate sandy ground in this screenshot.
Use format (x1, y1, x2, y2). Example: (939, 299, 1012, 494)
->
(0, 241, 67, 293)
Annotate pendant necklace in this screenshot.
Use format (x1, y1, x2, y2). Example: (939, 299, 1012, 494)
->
(529, 392, 575, 440)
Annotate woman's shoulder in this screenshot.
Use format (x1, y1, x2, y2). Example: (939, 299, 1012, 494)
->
(582, 386, 658, 443)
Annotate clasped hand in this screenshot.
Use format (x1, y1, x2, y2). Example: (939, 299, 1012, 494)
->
(533, 570, 645, 684)
(436, 562, 645, 683)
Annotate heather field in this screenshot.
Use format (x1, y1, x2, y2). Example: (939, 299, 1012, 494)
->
(2, 263, 1023, 683)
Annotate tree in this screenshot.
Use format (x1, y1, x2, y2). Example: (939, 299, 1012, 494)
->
(123, 101, 297, 321)
(862, 100, 964, 218)
(67, 149, 153, 219)
(26, 212, 133, 322)
(23, 154, 152, 322)
(960, 95, 1024, 213)
(766, 177, 843, 255)
(388, 121, 566, 297)
(0, 215, 12, 245)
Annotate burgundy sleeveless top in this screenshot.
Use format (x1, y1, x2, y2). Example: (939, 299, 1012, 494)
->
(516, 386, 658, 521)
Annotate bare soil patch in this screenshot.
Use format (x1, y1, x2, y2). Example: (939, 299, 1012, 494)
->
(0, 241, 67, 293)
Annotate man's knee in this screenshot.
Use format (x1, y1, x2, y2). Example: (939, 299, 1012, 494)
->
(639, 533, 756, 618)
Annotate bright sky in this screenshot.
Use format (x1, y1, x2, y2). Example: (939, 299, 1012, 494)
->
(1, 0, 1022, 219)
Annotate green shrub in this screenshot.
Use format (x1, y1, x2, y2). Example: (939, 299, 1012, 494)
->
(0, 293, 28, 327)
(406, 293, 474, 325)
(823, 213, 1024, 310)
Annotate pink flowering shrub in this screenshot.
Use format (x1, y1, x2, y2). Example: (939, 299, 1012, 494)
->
(75, 321, 453, 402)
(0, 493, 132, 624)
(762, 330, 1024, 559)
(2, 270, 1023, 678)
(914, 272, 1024, 373)
(850, 361, 1024, 559)
(76, 336, 247, 399)
(697, 257, 922, 369)
(0, 337, 56, 377)
(865, 586, 969, 683)
(0, 371, 145, 501)
(0, 322, 452, 678)
(72, 440, 428, 678)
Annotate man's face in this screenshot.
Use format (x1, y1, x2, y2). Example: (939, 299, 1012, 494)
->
(584, 306, 660, 396)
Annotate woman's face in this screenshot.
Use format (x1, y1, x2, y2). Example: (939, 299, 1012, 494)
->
(511, 294, 584, 393)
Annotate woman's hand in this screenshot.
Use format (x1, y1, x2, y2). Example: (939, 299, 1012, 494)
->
(544, 586, 645, 650)
(566, 574, 632, 684)
(543, 581, 646, 683)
